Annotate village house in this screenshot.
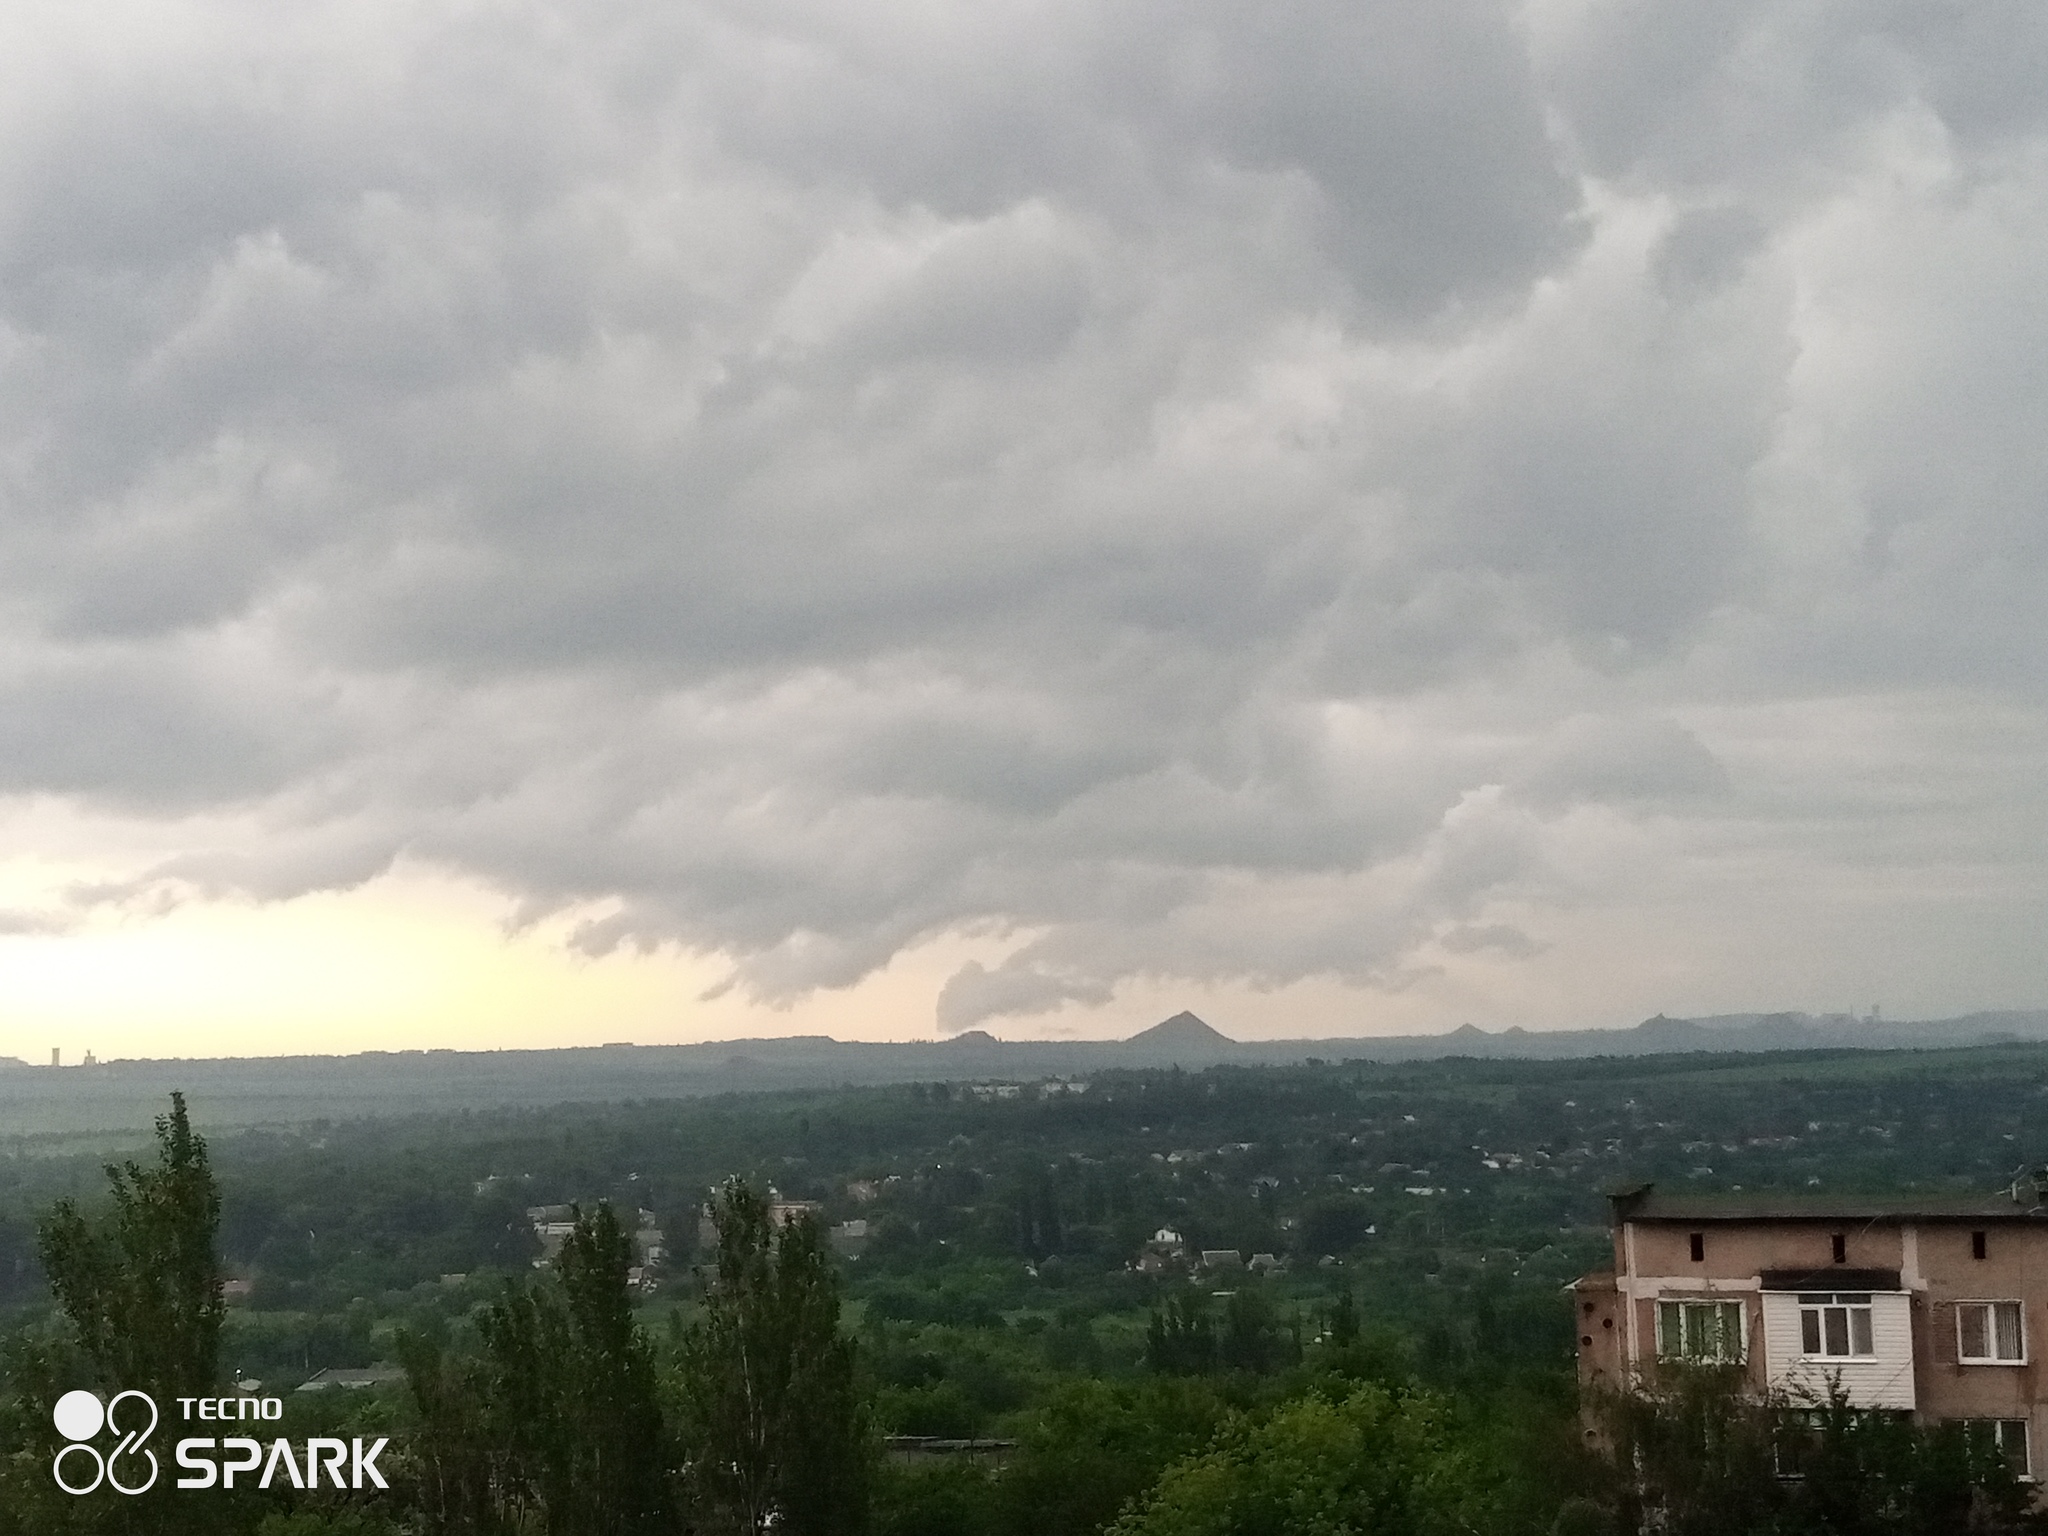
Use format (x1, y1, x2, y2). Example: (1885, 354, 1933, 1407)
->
(1575, 1180, 2048, 1475)
(1135, 1227, 1187, 1275)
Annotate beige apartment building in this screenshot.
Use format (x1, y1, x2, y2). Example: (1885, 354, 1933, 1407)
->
(1575, 1183, 2048, 1473)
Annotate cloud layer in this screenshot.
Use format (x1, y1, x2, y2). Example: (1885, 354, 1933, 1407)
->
(4, 0, 2046, 1032)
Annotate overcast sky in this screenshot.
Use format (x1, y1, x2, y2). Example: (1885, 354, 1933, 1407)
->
(3, 0, 2046, 1057)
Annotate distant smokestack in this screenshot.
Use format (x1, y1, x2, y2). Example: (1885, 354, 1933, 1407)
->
(50, 1048, 59, 1067)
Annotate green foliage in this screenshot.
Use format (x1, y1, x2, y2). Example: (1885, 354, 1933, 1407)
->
(222, 1305, 374, 1383)
(872, 1378, 981, 1437)
(871, 1459, 1001, 1536)
(676, 1178, 870, 1536)
(1595, 1370, 2048, 1536)
(1107, 1384, 1493, 1536)
(18, 1050, 2048, 1536)
(395, 1328, 509, 1536)
(1299, 1196, 1375, 1258)
(402, 1201, 672, 1535)
(1146, 1291, 1216, 1376)
(991, 1376, 1231, 1536)
(1217, 1288, 1297, 1375)
(1328, 1288, 1358, 1347)
(0, 1095, 237, 1536)
(36, 1093, 224, 1403)
(254, 1513, 403, 1536)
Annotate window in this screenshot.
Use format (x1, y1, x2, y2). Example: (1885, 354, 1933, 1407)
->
(1957, 1301, 2026, 1363)
(1831, 1232, 1847, 1264)
(1973, 1230, 1988, 1261)
(1798, 1294, 1875, 1358)
(1689, 1232, 1705, 1262)
(1967, 1419, 2032, 1479)
(1657, 1299, 1745, 1363)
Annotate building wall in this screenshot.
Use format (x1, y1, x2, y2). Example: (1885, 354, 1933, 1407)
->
(1627, 1218, 1903, 1281)
(1574, 1273, 1625, 1395)
(1594, 1214, 2048, 1460)
(1571, 1271, 1626, 1454)
(1911, 1223, 2048, 1469)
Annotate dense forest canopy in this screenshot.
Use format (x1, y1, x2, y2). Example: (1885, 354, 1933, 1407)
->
(8, 1042, 2048, 1532)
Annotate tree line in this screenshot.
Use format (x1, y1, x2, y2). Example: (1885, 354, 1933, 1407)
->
(0, 1096, 865, 1536)
(7, 1093, 2048, 1535)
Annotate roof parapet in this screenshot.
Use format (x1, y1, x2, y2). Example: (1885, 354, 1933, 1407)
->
(1607, 1181, 1654, 1222)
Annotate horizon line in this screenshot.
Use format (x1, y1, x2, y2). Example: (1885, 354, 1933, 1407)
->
(8, 1005, 2045, 1070)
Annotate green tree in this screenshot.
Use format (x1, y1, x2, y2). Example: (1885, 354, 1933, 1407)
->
(1106, 1384, 1493, 1536)
(403, 1202, 671, 1536)
(676, 1179, 869, 1536)
(1328, 1289, 1358, 1348)
(1145, 1291, 1215, 1376)
(1217, 1288, 1295, 1375)
(555, 1204, 672, 1530)
(397, 1329, 513, 1536)
(989, 1377, 1228, 1536)
(2, 1094, 240, 1536)
(1594, 1370, 2048, 1536)
(37, 1092, 224, 1402)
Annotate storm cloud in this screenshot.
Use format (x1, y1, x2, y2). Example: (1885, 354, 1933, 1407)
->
(3, 0, 2045, 1031)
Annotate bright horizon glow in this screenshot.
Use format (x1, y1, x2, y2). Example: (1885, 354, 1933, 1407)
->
(3, 861, 2030, 1063)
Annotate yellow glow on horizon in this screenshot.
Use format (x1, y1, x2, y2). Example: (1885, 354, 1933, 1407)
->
(0, 864, 1441, 1061)
(0, 866, 1084, 1061)
(0, 858, 1739, 1063)
(1, 873, 679, 1061)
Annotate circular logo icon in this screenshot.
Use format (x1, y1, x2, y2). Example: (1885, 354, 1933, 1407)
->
(53, 1390, 104, 1442)
(50, 1389, 157, 1496)
(53, 1390, 107, 1496)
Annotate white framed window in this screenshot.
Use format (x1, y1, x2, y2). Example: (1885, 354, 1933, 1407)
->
(1956, 1301, 2026, 1364)
(1798, 1293, 1875, 1358)
(1657, 1298, 1745, 1363)
(1967, 1418, 2032, 1479)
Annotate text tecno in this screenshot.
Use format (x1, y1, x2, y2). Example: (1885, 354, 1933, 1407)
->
(177, 1396, 284, 1421)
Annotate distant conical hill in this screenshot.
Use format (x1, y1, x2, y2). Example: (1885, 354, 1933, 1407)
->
(1123, 1011, 1236, 1050)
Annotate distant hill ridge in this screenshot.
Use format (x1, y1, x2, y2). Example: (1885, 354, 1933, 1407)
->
(5, 1007, 2047, 1135)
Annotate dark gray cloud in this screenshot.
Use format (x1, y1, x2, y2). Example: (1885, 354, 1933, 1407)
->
(2, 0, 2045, 1030)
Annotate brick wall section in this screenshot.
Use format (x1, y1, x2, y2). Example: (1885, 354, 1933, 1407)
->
(1575, 1185, 2048, 1467)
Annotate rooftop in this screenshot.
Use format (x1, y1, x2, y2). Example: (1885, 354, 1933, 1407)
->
(295, 1364, 407, 1393)
(1609, 1181, 2048, 1225)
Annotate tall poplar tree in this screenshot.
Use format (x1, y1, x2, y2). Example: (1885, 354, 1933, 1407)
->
(38, 1092, 224, 1403)
(677, 1179, 868, 1536)
(407, 1201, 672, 1536)
(12, 1093, 229, 1536)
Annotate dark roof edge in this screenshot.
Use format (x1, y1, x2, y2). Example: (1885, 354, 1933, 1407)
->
(1608, 1181, 1656, 1222)
(1632, 1211, 2048, 1225)
(1759, 1267, 1902, 1291)
(1605, 1180, 2048, 1224)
